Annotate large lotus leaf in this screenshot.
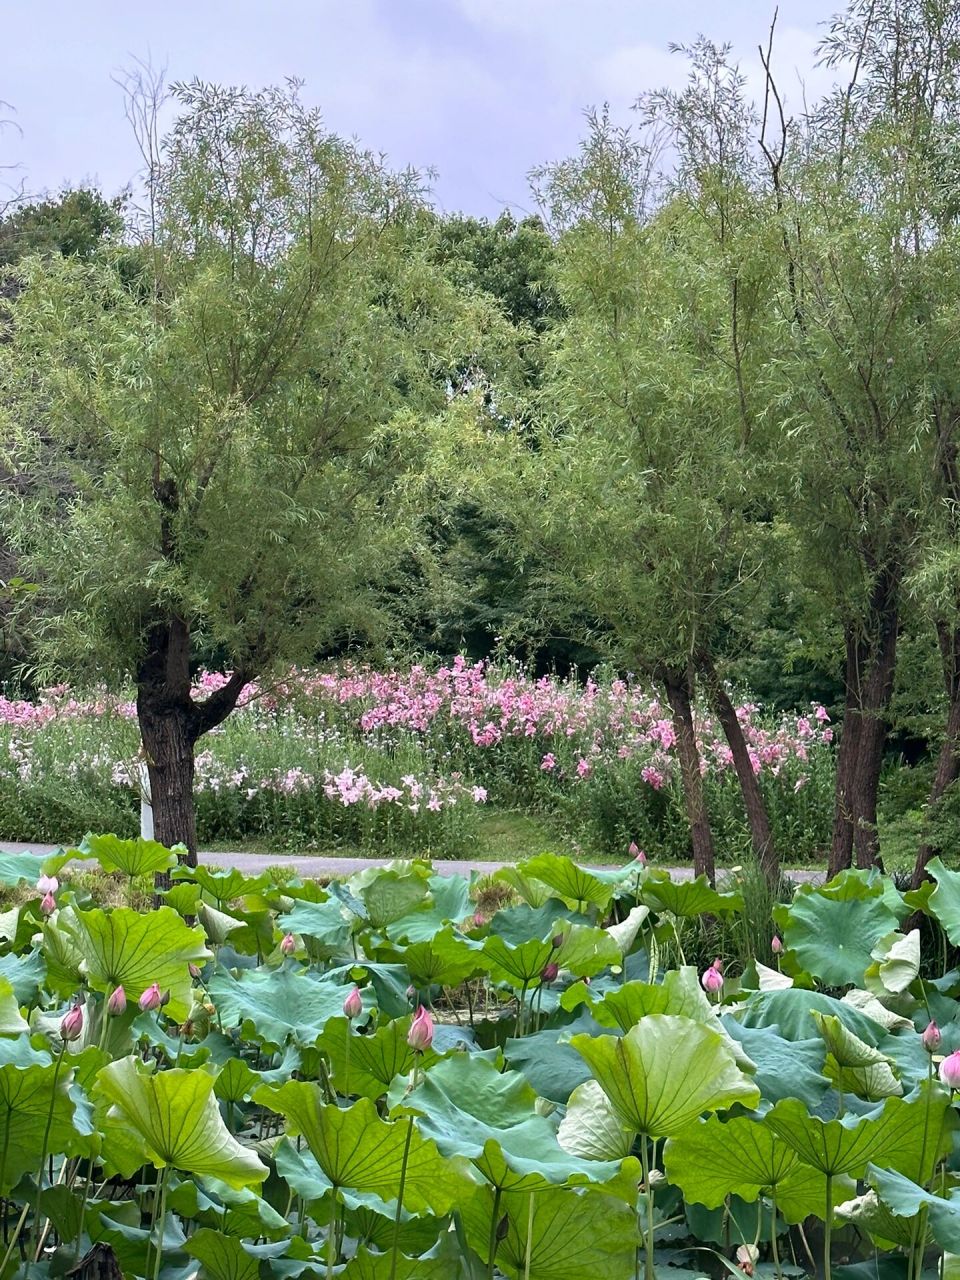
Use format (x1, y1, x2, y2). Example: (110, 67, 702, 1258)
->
(765, 1086, 954, 1181)
(666, 1114, 856, 1225)
(721, 1021, 830, 1110)
(867, 1164, 960, 1254)
(384, 874, 474, 944)
(0, 1057, 90, 1193)
(738, 988, 888, 1046)
(570, 1013, 759, 1138)
(0, 978, 27, 1036)
(0, 851, 60, 887)
(325, 962, 411, 1019)
(256, 1084, 470, 1212)
(183, 1228, 261, 1280)
(459, 1181, 640, 1279)
(79, 832, 178, 877)
(556, 1079, 635, 1161)
(317, 1014, 440, 1100)
(62, 906, 209, 1020)
(96, 1057, 267, 1187)
(0, 950, 43, 1007)
(640, 871, 743, 917)
(923, 857, 960, 946)
(208, 966, 373, 1050)
(387, 1052, 639, 1195)
(864, 929, 920, 995)
(553, 924, 623, 979)
(341, 1238, 468, 1280)
(779, 885, 901, 987)
(41, 910, 85, 998)
(842, 988, 914, 1033)
(198, 901, 246, 946)
(276, 898, 351, 956)
(172, 864, 271, 905)
(605, 905, 651, 956)
(811, 1012, 902, 1101)
(489, 902, 587, 947)
(483, 935, 555, 988)
(519, 855, 614, 912)
(836, 1190, 924, 1250)
(354, 867, 431, 930)
(213, 1046, 301, 1105)
(493, 867, 555, 908)
(504, 1013, 610, 1105)
(391, 927, 486, 988)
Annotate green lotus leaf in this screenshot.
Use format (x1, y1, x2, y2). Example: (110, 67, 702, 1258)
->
(571, 1013, 760, 1138)
(605, 904, 651, 956)
(0, 950, 44, 1006)
(504, 1012, 609, 1105)
(198, 901, 246, 946)
(393, 926, 486, 988)
(79, 833, 178, 878)
(553, 924, 623, 978)
(867, 1164, 960, 1254)
(811, 1012, 902, 1100)
(96, 1056, 267, 1187)
(0, 978, 28, 1036)
(0, 851, 60, 887)
(483, 935, 555, 987)
(62, 906, 209, 1020)
(386, 1052, 639, 1195)
(841, 988, 914, 1032)
(256, 1084, 470, 1213)
(0, 1056, 90, 1193)
(765, 1085, 953, 1181)
(865, 929, 920, 995)
(276, 898, 351, 956)
(922, 858, 960, 946)
(41, 909, 85, 998)
(354, 867, 431, 930)
(519, 855, 614, 912)
(738, 988, 887, 1046)
(460, 1181, 640, 1279)
(640, 871, 743, 917)
(493, 867, 555, 908)
(317, 1014, 439, 1100)
(662, 1113, 850, 1224)
(836, 1189, 924, 1250)
(556, 1079, 635, 1161)
(163, 881, 203, 917)
(489, 902, 583, 947)
(779, 881, 901, 987)
(340, 1242, 460, 1279)
(208, 966, 373, 1051)
(183, 1227, 261, 1280)
(384, 874, 474, 943)
(721, 1021, 830, 1109)
(172, 864, 271, 905)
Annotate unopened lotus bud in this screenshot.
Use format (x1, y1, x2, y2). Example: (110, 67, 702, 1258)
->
(159, 988, 171, 1008)
(495, 1213, 509, 1242)
(60, 1003, 83, 1042)
(37, 874, 59, 895)
(736, 1244, 759, 1276)
(202, 1001, 216, 1016)
(701, 965, 723, 995)
(939, 1048, 960, 1089)
(540, 962, 559, 984)
(407, 1005, 434, 1052)
(280, 933, 296, 955)
(138, 982, 162, 1013)
(551, 933, 564, 950)
(106, 986, 126, 1017)
(41, 892, 56, 916)
(771, 935, 783, 955)
(188, 963, 202, 980)
(628, 841, 640, 857)
(712, 957, 724, 974)
(922, 1020, 942, 1054)
(343, 986, 363, 1020)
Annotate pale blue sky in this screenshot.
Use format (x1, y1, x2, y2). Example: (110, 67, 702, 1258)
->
(2, 0, 839, 218)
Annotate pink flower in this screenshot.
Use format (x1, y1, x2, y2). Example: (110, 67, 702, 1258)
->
(37, 874, 58, 895)
(922, 1021, 942, 1054)
(628, 841, 640, 857)
(540, 753, 557, 772)
(40, 892, 56, 916)
(280, 933, 296, 956)
(540, 962, 559, 984)
(106, 986, 126, 1017)
(138, 982, 162, 1013)
(575, 757, 592, 778)
(60, 1003, 83, 1042)
(343, 987, 363, 1020)
(939, 1049, 960, 1089)
(407, 1005, 434, 1052)
(701, 965, 723, 995)
(771, 935, 783, 955)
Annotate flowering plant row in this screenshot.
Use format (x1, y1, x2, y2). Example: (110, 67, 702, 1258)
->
(0, 835, 955, 1277)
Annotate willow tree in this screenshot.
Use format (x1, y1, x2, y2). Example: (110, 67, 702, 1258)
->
(0, 81, 501, 861)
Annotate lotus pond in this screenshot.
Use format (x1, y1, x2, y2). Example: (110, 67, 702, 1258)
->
(0, 835, 958, 1279)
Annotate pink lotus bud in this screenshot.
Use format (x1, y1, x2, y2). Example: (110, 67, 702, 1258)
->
(138, 982, 162, 1013)
(472, 912, 486, 929)
(37, 875, 58, 895)
(628, 842, 640, 857)
(406, 985, 417, 1002)
(407, 1005, 434, 1052)
(634, 849, 647, 865)
(540, 962, 559, 984)
(736, 1244, 759, 1276)
(188, 963, 202, 980)
(701, 965, 723, 995)
(922, 1021, 942, 1054)
(343, 986, 363, 1020)
(60, 1003, 83, 1042)
(280, 933, 296, 955)
(939, 1049, 960, 1090)
(712, 957, 724, 974)
(551, 933, 565, 950)
(41, 892, 56, 916)
(771, 935, 783, 955)
(106, 986, 126, 1017)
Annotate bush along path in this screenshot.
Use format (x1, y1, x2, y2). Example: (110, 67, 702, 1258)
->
(0, 836, 953, 1277)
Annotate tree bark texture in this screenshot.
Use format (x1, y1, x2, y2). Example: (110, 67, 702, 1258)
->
(663, 666, 716, 885)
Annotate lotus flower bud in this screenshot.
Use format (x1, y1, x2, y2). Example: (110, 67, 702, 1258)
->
(771, 935, 783, 955)
(159, 988, 171, 1008)
(495, 1213, 510, 1242)
(736, 1244, 759, 1276)
(540, 962, 559, 985)
(343, 986, 363, 1020)
(407, 1005, 434, 1052)
(138, 982, 162, 1013)
(60, 1003, 83, 1042)
(106, 986, 126, 1017)
(551, 933, 565, 950)
(628, 842, 640, 857)
(41, 892, 56, 916)
(188, 963, 202, 980)
(37, 874, 59, 895)
(939, 1048, 960, 1090)
(280, 933, 296, 955)
(712, 957, 724, 974)
(922, 1020, 942, 1054)
(701, 965, 723, 995)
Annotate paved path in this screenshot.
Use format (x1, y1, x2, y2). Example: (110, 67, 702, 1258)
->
(0, 840, 824, 882)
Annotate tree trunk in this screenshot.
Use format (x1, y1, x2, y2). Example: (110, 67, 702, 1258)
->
(911, 621, 960, 889)
(663, 666, 716, 885)
(828, 577, 899, 879)
(701, 657, 780, 887)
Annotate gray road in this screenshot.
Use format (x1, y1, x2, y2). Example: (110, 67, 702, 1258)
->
(0, 840, 823, 882)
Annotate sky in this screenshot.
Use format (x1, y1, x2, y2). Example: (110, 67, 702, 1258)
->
(1, 0, 841, 220)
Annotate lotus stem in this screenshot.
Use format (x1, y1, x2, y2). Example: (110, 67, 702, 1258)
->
(640, 1134, 656, 1280)
(524, 1191, 534, 1280)
(29, 1042, 67, 1273)
(770, 1187, 782, 1280)
(487, 1184, 503, 1280)
(823, 1173, 833, 1280)
(150, 1165, 169, 1280)
(389, 1114, 414, 1280)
